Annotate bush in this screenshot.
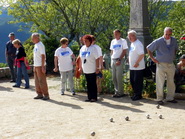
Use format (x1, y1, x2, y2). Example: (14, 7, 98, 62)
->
(0, 63, 8, 68)
(73, 69, 157, 98)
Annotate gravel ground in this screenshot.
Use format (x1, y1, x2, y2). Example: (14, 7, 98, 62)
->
(0, 76, 185, 139)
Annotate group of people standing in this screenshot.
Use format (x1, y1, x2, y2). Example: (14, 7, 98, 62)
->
(5, 26, 183, 105)
(110, 27, 180, 105)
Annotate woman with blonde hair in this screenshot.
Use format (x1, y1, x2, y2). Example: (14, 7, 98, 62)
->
(12, 39, 30, 89)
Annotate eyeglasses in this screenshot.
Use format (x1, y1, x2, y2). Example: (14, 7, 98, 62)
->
(84, 59, 87, 64)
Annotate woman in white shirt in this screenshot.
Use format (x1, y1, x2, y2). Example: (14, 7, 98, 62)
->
(79, 35, 100, 102)
(53, 38, 76, 95)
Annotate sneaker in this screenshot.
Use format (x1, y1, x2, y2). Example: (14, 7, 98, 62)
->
(34, 95, 43, 99)
(157, 101, 164, 105)
(167, 99, 177, 103)
(42, 96, 50, 100)
(72, 91, 76, 95)
(24, 86, 30, 89)
(61, 92, 64, 95)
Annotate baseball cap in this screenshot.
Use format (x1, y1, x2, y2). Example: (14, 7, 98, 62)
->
(8, 32, 15, 37)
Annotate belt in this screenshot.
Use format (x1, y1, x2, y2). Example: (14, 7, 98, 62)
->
(8, 54, 16, 57)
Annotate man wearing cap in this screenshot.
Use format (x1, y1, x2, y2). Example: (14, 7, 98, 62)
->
(5, 32, 16, 82)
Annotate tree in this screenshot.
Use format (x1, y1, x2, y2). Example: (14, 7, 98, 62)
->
(6, 0, 129, 70)
(148, 0, 173, 39)
(149, 1, 185, 58)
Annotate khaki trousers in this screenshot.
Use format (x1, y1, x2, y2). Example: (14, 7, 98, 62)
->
(34, 67, 49, 97)
(156, 63, 175, 101)
(111, 59, 124, 95)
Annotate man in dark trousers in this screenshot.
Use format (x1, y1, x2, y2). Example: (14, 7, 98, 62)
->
(5, 32, 16, 82)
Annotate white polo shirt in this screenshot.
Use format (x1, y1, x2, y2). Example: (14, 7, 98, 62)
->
(54, 47, 73, 72)
(129, 39, 145, 70)
(80, 45, 99, 74)
(33, 41, 46, 67)
(110, 38, 128, 59)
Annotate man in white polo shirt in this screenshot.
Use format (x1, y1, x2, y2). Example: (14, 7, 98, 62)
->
(110, 29, 128, 98)
(32, 33, 50, 100)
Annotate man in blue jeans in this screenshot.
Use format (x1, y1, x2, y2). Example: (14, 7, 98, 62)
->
(5, 32, 16, 82)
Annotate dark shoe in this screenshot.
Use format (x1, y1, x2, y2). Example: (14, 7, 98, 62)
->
(72, 91, 76, 95)
(167, 99, 177, 103)
(34, 95, 43, 99)
(13, 85, 20, 88)
(42, 96, 50, 100)
(131, 96, 142, 101)
(90, 99, 97, 102)
(85, 99, 90, 102)
(24, 86, 30, 89)
(157, 101, 164, 105)
(112, 94, 125, 98)
(61, 92, 64, 95)
(10, 80, 16, 83)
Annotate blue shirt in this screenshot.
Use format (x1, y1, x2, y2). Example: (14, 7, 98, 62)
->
(6, 40, 16, 56)
(147, 37, 178, 63)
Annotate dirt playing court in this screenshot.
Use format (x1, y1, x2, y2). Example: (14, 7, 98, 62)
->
(0, 76, 185, 139)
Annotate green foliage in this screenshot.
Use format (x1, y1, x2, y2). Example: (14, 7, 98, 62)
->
(101, 69, 114, 94)
(23, 38, 34, 65)
(42, 36, 60, 71)
(74, 74, 86, 92)
(70, 41, 80, 56)
(149, 1, 185, 59)
(7, 0, 129, 49)
(0, 63, 8, 68)
(143, 79, 156, 98)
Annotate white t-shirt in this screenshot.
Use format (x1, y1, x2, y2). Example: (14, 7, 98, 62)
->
(110, 38, 128, 59)
(129, 39, 145, 70)
(93, 44, 102, 58)
(54, 47, 73, 72)
(33, 41, 46, 67)
(79, 45, 99, 74)
(164, 37, 171, 45)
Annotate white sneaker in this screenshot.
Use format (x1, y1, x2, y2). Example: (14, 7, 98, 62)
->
(61, 92, 64, 95)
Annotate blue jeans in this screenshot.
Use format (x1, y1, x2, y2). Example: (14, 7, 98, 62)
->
(7, 56, 16, 81)
(16, 62, 29, 88)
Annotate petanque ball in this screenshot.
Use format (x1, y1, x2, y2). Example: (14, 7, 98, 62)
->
(91, 131, 95, 136)
(125, 116, 129, 121)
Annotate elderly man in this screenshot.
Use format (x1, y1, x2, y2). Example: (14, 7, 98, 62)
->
(110, 29, 128, 98)
(147, 27, 178, 105)
(128, 30, 145, 101)
(5, 32, 17, 82)
(32, 33, 50, 100)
